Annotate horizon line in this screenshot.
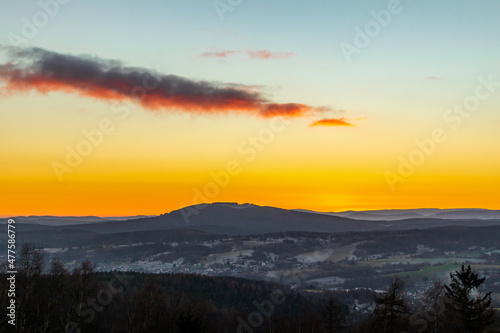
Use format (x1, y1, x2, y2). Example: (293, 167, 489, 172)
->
(0, 203, 496, 219)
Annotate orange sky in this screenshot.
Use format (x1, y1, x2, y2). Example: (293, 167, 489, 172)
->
(1, 1, 500, 216)
(1, 86, 499, 216)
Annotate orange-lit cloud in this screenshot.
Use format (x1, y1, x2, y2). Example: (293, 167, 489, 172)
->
(201, 50, 236, 58)
(202, 49, 296, 60)
(261, 103, 318, 118)
(309, 117, 354, 127)
(246, 49, 296, 59)
(0, 47, 322, 120)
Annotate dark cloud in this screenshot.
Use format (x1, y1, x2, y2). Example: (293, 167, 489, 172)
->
(0, 46, 324, 119)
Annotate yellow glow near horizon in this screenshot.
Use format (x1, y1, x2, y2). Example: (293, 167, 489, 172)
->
(1, 80, 500, 217)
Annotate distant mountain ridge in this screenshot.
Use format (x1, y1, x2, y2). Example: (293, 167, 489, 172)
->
(6, 215, 156, 226)
(4, 203, 500, 235)
(297, 208, 500, 221)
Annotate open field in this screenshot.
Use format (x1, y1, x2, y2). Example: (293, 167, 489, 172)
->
(295, 242, 360, 264)
(359, 257, 486, 267)
(203, 249, 254, 264)
(381, 264, 500, 281)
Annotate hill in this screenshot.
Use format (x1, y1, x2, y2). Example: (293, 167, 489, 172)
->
(4, 203, 500, 235)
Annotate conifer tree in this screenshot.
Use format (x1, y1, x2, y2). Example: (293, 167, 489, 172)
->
(444, 265, 494, 332)
(370, 276, 411, 333)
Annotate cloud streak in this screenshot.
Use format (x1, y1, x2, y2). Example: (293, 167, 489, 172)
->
(0, 47, 323, 119)
(202, 49, 296, 60)
(201, 50, 236, 58)
(309, 117, 354, 127)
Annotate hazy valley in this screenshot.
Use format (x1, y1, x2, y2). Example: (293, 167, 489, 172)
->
(4, 203, 500, 305)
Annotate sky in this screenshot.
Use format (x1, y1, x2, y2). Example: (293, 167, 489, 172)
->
(1, 0, 499, 216)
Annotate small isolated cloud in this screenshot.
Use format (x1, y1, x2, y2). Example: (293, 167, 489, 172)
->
(0, 46, 337, 124)
(245, 49, 296, 60)
(201, 50, 236, 58)
(427, 76, 442, 81)
(309, 117, 354, 127)
(201, 49, 296, 60)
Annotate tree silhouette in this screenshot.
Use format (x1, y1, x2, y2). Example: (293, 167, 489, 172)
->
(17, 243, 45, 331)
(129, 277, 169, 332)
(421, 282, 447, 333)
(444, 265, 494, 332)
(322, 295, 348, 332)
(370, 276, 411, 333)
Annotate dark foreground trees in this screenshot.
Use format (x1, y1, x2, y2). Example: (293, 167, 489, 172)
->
(1, 244, 499, 333)
(357, 267, 497, 333)
(2, 244, 351, 332)
(361, 276, 411, 333)
(401, 266, 497, 333)
(443, 265, 495, 333)
(322, 295, 349, 332)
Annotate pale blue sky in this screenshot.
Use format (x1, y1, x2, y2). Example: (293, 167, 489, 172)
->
(1, 0, 499, 128)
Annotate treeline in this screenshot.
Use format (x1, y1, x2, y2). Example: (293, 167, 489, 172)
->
(0, 244, 344, 332)
(353, 226, 500, 256)
(1, 244, 499, 332)
(9, 229, 221, 249)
